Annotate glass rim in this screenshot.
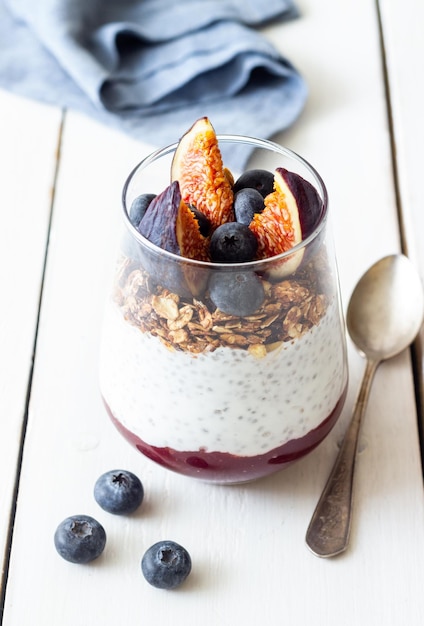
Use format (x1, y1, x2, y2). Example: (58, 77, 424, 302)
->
(121, 134, 329, 270)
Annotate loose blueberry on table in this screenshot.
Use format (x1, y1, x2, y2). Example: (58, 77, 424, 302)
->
(54, 515, 106, 564)
(94, 469, 144, 515)
(141, 541, 192, 589)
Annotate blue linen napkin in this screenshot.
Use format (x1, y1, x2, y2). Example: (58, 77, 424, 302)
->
(0, 0, 307, 166)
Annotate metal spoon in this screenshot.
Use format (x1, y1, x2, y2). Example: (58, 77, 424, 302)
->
(305, 254, 424, 557)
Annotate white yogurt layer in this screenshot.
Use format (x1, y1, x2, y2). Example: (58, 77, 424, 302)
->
(99, 299, 347, 457)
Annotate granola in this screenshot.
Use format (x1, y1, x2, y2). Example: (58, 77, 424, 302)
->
(113, 255, 333, 355)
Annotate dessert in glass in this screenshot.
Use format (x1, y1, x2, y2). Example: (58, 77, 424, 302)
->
(99, 118, 348, 484)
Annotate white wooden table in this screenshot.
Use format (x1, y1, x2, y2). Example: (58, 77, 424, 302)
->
(1, 1, 424, 623)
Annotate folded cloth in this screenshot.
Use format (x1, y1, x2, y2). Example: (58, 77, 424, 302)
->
(0, 0, 307, 165)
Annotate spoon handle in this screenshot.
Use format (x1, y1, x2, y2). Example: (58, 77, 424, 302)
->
(305, 358, 379, 557)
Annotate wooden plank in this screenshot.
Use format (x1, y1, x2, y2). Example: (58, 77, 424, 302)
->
(0, 90, 62, 586)
(378, 0, 424, 459)
(2, 1, 424, 625)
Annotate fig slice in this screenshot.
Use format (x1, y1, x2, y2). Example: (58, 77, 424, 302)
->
(137, 180, 182, 254)
(176, 202, 210, 262)
(176, 202, 210, 296)
(249, 168, 322, 279)
(280, 167, 324, 240)
(171, 117, 234, 230)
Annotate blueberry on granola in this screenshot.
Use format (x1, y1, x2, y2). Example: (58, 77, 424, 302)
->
(209, 271, 265, 316)
(234, 188, 265, 225)
(233, 168, 274, 198)
(210, 222, 258, 263)
(129, 193, 156, 228)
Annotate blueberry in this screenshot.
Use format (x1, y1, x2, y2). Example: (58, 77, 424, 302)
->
(210, 222, 258, 263)
(129, 193, 156, 228)
(94, 469, 144, 515)
(189, 206, 211, 237)
(233, 169, 274, 198)
(209, 271, 265, 316)
(234, 188, 265, 225)
(54, 515, 106, 564)
(141, 541, 192, 590)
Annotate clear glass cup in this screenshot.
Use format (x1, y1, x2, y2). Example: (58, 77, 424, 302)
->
(99, 135, 348, 484)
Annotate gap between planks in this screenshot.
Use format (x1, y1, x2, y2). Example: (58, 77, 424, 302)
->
(375, 0, 424, 472)
(0, 109, 66, 622)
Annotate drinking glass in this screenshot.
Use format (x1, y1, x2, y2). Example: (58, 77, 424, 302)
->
(99, 136, 348, 484)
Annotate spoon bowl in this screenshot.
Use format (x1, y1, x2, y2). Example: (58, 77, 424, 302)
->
(347, 254, 424, 361)
(306, 254, 424, 557)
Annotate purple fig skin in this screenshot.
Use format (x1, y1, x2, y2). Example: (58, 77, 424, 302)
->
(137, 180, 181, 254)
(276, 168, 324, 239)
